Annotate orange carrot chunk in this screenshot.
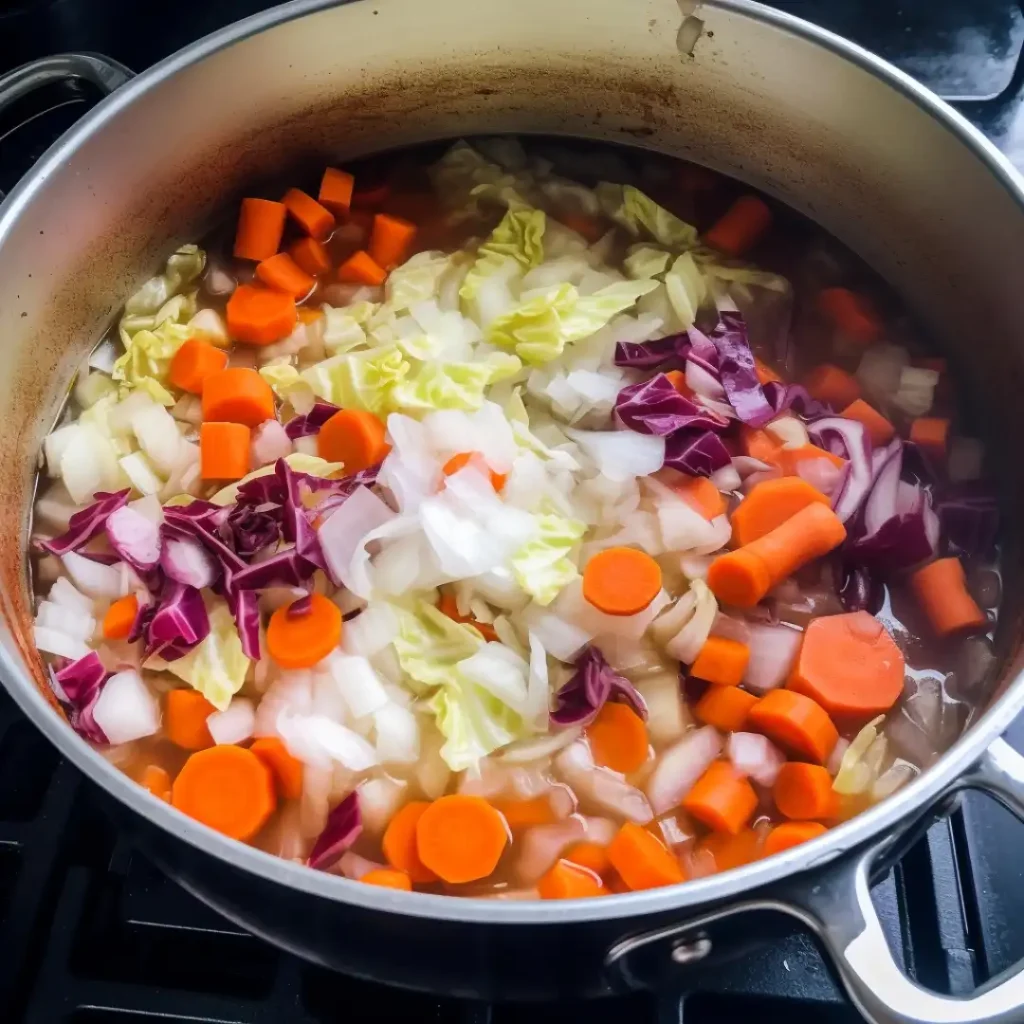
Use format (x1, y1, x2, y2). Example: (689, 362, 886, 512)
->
(699, 827, 764, 872)
(442, 452, 507, 492)
(172, 745, 277, 841)
(383, 801, 440, 883)
(774, 763, 838, 821)
(803, 364, 861, 410)
(361, 868, 413, 891)
(289, 236, 332, 278)
(538, 860, 609, 899)
(282, 187, 335, 240)
(841, 399, 895, 447)
(141, 764, 172, 802)
(201, 367, 275, 426)
(746, 689, 838, 765)
(266, 594, 342, 669)
(690, 636, 750, 687)
(582, 547, 662, 617)
(317, 409, 391, 473)
(703, 195, 772, 257)
(436, 592, 499, 643)
(493, 795, 559, 831)
(694, 685, 758, 732)
(818, 287, 882, 345)
(103, 593, 139, 640)
(200, 422, 251, 481)
(730, 477, 831, 547)
(788, 611, 905, 718)
(607, 822, 685, 890)
(681, 760, 759, 835)
(255, 252, 316, 299)
(763, 821, 828, 856)
(369, 213, 417, 269)
(168, 338, 229, 396)
(564, 842, 612, 878)
(586, 702, 649, 774)
(164, 689, 216, 751)
(226, 284, 297, 346)
(674, 475, 727, 520)
(664, 369, 694, 397)
(234, 198, 287, 262)
(415, 795, 509, 884)
(319, 167, 355, 216)
(707, 502, 847, 608)
(250, 737, 304, 801)
(909, 557, 988, 637)
(337, 250, 387, 286)
(740, 425, 783, 464)
(910, 417, 950, 461)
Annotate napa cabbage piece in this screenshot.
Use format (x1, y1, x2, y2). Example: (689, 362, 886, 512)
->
(510, 504, 586, 605)
(596, 183, 699, 249)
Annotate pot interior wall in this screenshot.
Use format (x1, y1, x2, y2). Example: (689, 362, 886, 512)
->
(0, 0, 1021, 722)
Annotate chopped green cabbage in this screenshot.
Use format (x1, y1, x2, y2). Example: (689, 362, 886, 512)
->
(596, 183, 699, 249)
(833, 715, 888, 795)
(124, 244, 206, 317)
(428, 679, 522, 772)
(664, 252, 708, 329)
(112, 320, 191, 405)
(385, 251, 452, 311)
(624, 244, 671, 280)
(388, 353, 522, 413)
(391, 600, 484, 693)
(511, 504, 586, 605)
(461, 207, 545, 305)
(301, 345, 410, 415)
(258, 363, 317, 410)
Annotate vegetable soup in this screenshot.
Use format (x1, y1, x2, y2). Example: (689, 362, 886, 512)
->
(30, 137, 1000, 898)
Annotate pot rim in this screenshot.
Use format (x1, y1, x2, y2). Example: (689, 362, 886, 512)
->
(2, 0, 1023, 926)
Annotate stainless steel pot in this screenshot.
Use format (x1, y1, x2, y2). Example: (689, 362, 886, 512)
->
(1, 1, 1024, 1019)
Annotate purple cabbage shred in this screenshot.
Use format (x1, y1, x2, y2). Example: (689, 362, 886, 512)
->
(284, 402, 341, 440)
(41, 489, 131, 557)
(551, 646, 648, 727)
(308, 791, 362, 871)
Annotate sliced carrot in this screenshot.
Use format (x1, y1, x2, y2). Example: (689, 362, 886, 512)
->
(754, 357, 782, 386)
(842, 399, 895, 447)
(369, 213, 417, 269)
(699, 827, 763, 872)
(319, 167, 355, 216)
(803, 364, 860, 410)
(200, 422, 251, 481)
(746, 689, 838, 765)
(289, 236, 332, 278)
(337, 250, 387, 286)
(141, 764, 172, 802)
(415, 795, 508, 884)
(564, 842, 611, 877)
(583, 547, 662, 617)
(607, 821, 685, 890)
(691, 636, 750, 688)
(317, 408, 390, 473)
(436, 592, 499, 643)
(103, 593, 139, 640)
(730, 477, 830, 547)
(226, 284, 297, 346)
(361, 868, 413, 891)
(201, 367, 275, 427)
(586, 703, 649, 774)
(266, 594, 342, 669)
(493, 795, 558, 831)
(673, 475, 727, 520)
(171, 745, 276, 841)
(250, 736, 304, 801)
(168, 338, 229, 396)
(681, 760, 758, 835)
(234, 198, 287, 262)
(817, 288, 881, 345)
(538, 859, 608, 899)
(763, 821, 828, 855)
(703, 195, 772, 257)
(282, 187, 335, 240)
(255, 252, 316, 299)
(382, 801, 440, 883)
(775, 444, 846, 477)
(164, 689, 216, 751)
(909, 557, 988, 637)
(664, 369, 694, 397)
(788, 611, 904, 718)
(694, 685, 758, 732)
(910, 417, 950, 460)
(740, 426, 783, 464)
(555, 213, 606, 244)
(774, 763, 838, 821)
(442, 451, 507, 492)
(708, 502, 846, 608)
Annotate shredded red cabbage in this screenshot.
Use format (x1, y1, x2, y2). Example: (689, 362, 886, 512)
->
(42, 489, 130, 556)
(762, 382, 832, 420)
(613, 332, 690, 370)
(663, 428, 733, 477)
(707, 313, 775, 427)
(308, 791, 362, 871)
(284, 402, 340, 440)
(224, 504, 282, 558)
(551, 646, 648, 727)
(144, 581, 210, 660)
(937, 484, 999, 558)
(808, 416, 873, 523)
(54, 651, 109, 744)
(615, 373, 729, 436)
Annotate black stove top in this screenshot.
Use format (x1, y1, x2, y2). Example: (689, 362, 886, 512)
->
(3, 1, 1024, 1020)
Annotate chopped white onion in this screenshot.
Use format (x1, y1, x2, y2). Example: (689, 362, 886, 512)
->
(357, 777, 407, 834)
(33, 626, 92, 661)
(251, 420, 293, 467)
(35, 600, 96, 642)
(323, 652, 390, 719)
(565, 428, 665, 481)
(637, 672, 690, 746)
(206, 698, 256, 745)
(62, 551, 127, 599)
(646, 726, 723, 815)
(373, 703, 420, 764)
(276, 710, 379, 772)
(131, 403, 183, 475)
(48, 576, 95, 614)
(728, 732, 786, 786)
(342, 604, 398, 658)
(91, 670, 160, 744)
(119, 451, 165, 497)
(515, 817, 587, 884)
(555, 741, 653, 823)
(743, 622, 803, 693)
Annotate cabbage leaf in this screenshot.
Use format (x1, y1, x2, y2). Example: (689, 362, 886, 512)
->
(596, 183, 699, 249)
(511, 504, 586, 605)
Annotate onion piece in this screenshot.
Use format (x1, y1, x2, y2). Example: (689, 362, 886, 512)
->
(62, 551, 127, 599)
(728, 731, 786, 786)
(742, 622, 803, 693)
(555, 741, 653, 823)
(90, 670, 160, 744)
(206, 698, 256, 745)
(646, 726, 723, 815)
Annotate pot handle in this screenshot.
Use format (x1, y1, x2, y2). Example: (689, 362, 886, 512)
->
(0, 52, 133, 115)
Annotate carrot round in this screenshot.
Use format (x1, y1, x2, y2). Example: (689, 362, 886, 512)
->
(361, 868, 413, 891)
(171, 745, 276, 841)
(564, 841, 611, 878)
(699, 827, 763, 872)
(746, 689, 838, 764)
(169, 337, 230, 396)
(201, 367, 275, 426)
(442, 452, 507, 492)
(319, 167, 355, 216)
(803, 364, 860, 410)
(690, 636, 750, 687)
(909, 557, 988, 637)
(694, 685, 758, 733)
(282, 187, 335, 240)
(673, 475, 727, 520)
(582, 547, 662, 617)
(226, 284, 297, 346)
(289, 236, 332, 278)
(255, 252, 316, 299)
(817, 287, 882, 345)
(730, 477, 831, 548)
(707, 502, 847, 608)
(493, 795, 558, 831)
(165, 689, 216, 751)
(337, 250, 387, 286)
(437, 592, 499, 643)
(141, 764, 172, 802)
(383, 801, 440, 883)
(788, 611, 905, 718)
(763, 821, 828, 855)
(266, 594, 342, 669)
(415, 795, 508, 884)
(103, 593, 139, 640)
(774, 763, 838, 820)
(607, 821, 685, 890)
(234, 198, 287, 262)
(369, 213, 417, 269)
(537, 859, 608, 900)
(841, 399, 895, 447)
(317, 409, 390, 473)
(586, 702, 649, 774)
(681, 760, 758, 835)
(703, 195, 772, 257)
(664, 369, 693, 396)
(200, 422, 251, 481)
(250, 736, 304, 801)
(910, 417, 950, 461)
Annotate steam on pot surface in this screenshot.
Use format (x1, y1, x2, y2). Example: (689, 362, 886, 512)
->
(28, 136, 1000, 898)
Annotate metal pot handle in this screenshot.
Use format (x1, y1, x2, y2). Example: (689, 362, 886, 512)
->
(0, 53, 133, 115)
